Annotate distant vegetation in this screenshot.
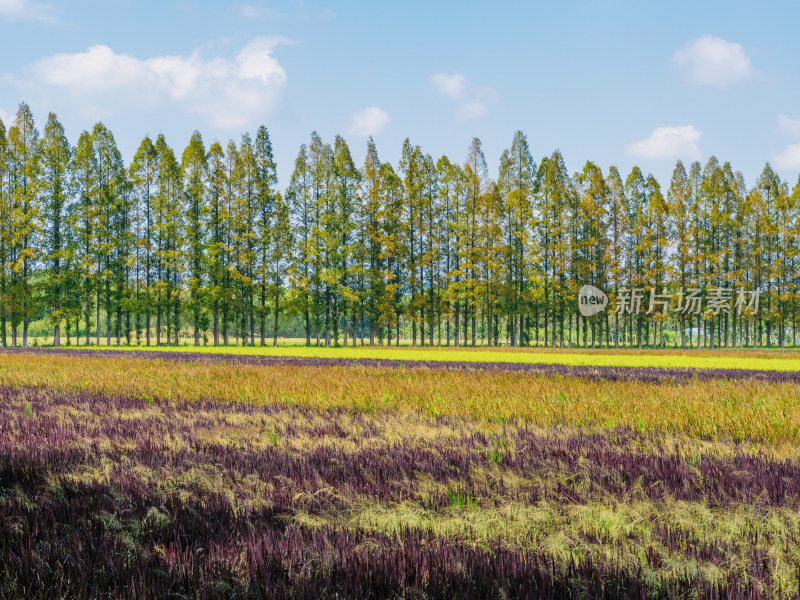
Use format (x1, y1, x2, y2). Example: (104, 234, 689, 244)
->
(1, 102, 799, 351)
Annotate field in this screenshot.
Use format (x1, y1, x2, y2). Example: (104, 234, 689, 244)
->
(2, 349, 800, 598)
(18, 339, 800, 371)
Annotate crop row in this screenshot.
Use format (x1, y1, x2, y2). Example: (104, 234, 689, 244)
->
(2, 352, 800, 442)
(7, 347, 800, 383)
(7, 475, 768, 600)
(3, 386, 800, 509)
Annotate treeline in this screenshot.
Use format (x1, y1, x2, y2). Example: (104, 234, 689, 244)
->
(1, 102, 799, 350)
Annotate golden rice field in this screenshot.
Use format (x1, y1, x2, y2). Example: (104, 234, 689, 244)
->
(0, 351, 799, 443)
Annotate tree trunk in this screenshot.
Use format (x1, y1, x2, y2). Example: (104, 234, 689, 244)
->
(156, 291, 161, 345)
(213, 299, 219, 346)
(454, 296, 460, 347)
(174, 296, 180, 346)
(324, 287, 331, 348)
(273, 289, 280, 347)
(96, 291, 101, 346)
(260, 285, 266, 347)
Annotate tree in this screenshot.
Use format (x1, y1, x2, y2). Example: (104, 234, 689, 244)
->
(437, 156, 457, 345)
(667, 161, 692, 348)
(73, 132, 97, 345)
(625, 166, 647, 347)
(0, 116, 9, 345)
(153, 134, 183, 345)
(182, 131, 208, 345)
(480, 181, 505, 345)
(730, 170, 752, 347)
(232, 133, 257, 345)
(91, 123, 126, 346)
(463, 138, 488, 346)
(206, 141, 227, 345)
(643, 173, 669, 347)
(130, 136, 157, 345)
(307, 132, 329, 345)
(688, 161, 704, 347)
(115, 162, 133, 345)
(288, 143, 312, 345)
(269, 190, 292, 346)
(576, 161, 608, 348)
(420, 153, 440, 346)
(789, 175, 800, 345)
(537, 151, 569, 348)
(331, 135, 358, 346)
(220, 140, 239, 345)
(39, 113, 72, 346)
(61, 198, 82, 344)
(7, 103, 40, 347)
(378, 162, 404, 344)
(399, 139, 424, 345)
(362, 137, 382, 345)
(606, 166, 626, 347)
(254, 125, 278, 346)
(497, 131, 535, 346)
(718, 162, 740, 347)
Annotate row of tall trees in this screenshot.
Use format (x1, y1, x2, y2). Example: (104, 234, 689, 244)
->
(1, 102, 799, 349)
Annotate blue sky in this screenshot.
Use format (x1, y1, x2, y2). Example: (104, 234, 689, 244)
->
(1, 0, 799, 188)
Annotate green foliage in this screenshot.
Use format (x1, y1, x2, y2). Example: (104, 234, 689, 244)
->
(0, 101, 797, 350)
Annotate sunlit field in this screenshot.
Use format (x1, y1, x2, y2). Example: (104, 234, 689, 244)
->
(18, 335, 800, 371)
(2, 349, 800, 597)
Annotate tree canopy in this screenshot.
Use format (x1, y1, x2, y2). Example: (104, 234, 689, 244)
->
(1, 102, 798, 349)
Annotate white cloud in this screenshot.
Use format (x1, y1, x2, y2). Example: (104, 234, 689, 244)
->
(775, 144, 800, 171)
(431, 73, 468, 99)
(431, 72, 496, 120)
(0, 107, 9, 125)
(239, 3, 286, 19)
(0, 0, 56, 22)
(28, 37, 288, 128)
(774, 115, 800, 171)
(674, 35, 754, 87)
(348, 106, 389, 136)
(627, 126, 703, 161)
(778, 114, 800, 137)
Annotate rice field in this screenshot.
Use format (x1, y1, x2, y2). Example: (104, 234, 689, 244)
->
(21, 340, 800, 371)
(2, 349, 800, 598)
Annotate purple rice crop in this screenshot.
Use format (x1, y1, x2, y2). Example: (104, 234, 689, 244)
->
(2, 383, 800, 597)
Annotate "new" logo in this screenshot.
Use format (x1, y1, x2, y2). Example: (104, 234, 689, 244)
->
(578, 285, 608, 317)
